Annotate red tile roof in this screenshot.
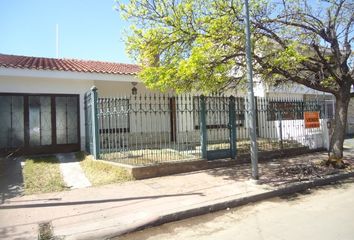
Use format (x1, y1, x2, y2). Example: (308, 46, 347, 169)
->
(0, 53, 141, 75)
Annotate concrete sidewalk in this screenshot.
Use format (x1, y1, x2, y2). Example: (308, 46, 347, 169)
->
(0, 150, 353, 240)
(57, 153, 91, 189)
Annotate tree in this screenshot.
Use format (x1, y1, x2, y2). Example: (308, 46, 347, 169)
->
(117, 0, 354, 161)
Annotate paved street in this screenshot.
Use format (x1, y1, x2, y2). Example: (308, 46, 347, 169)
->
(119, 179, 354, 240)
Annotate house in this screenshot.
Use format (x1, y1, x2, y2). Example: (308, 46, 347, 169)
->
(0, 53, 152, 155)
(1, 53, 343, 161)
(258, 82, 354, 136)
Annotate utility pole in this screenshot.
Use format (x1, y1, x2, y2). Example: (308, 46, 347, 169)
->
(244, 0, 259, 180)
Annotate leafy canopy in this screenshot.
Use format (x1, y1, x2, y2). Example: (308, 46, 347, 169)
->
(117, 0, 354, 95)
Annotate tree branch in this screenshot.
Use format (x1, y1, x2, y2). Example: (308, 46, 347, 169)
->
(332, 0, 345, 27)
(253, 54, 337, 95)
(311, 44, 342, 85)
(253, 21, 287, 48)
(270, 19, 320, 35)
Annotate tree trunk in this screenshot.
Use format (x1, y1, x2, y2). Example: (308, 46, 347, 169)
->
(329, 92, 350, 159)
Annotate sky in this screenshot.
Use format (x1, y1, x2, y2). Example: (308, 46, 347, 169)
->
(0, 0, 133, 63)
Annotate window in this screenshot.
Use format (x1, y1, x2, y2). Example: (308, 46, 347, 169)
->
(267, 100, 323, 121)
(56, 96, 79, 144)
(193, 96, 245, 129)
(323, 100, 335, 119)
(0, 95, 24, 148)
(98, 98, 130, 133)
(267, 101, 304, 120)
(304, 94, 335, 119)
(235, 97, 245, 127)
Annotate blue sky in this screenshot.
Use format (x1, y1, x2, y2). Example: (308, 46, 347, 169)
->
(0, 0, 133, 63)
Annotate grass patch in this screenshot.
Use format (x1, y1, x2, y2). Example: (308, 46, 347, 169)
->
(76, 152, 133, 186)
(23, 156, 67, 194)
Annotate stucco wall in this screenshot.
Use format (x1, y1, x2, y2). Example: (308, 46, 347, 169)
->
(94, 81, 158, 97)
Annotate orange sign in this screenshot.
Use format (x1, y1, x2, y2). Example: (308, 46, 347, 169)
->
(304, 111, 320, 128)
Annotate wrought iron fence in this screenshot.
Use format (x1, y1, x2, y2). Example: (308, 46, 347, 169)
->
(96, 94, 202, 165)
(84, 91, 93, 153)
(85, 88, 327, 166)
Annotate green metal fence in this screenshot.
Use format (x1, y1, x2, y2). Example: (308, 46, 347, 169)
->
(97, 94, 203, 165)
(84, 88, 328, 166)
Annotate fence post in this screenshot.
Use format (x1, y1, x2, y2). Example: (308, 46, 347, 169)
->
(229, 96, 237, 159)
(254, 97, 259, 137)
(91, 86, 100, 159)
(199, 95, 207, 159)
(277, 110, 284, 150)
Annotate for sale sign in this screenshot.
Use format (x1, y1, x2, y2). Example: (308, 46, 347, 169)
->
(304, 111, 320, 128)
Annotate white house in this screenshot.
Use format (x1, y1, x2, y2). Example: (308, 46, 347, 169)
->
(1, 53, 347, 158)
(0, 53, 154, 155)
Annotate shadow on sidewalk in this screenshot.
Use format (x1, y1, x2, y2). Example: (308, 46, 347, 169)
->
(205, 151, 354, 186)
(0, 192, 204, 209)
(0, 157, 24, 203)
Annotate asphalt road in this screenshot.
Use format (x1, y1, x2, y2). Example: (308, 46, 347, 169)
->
(118, 179, 354, 240)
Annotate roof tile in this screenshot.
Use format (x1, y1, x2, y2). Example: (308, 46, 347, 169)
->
(0, 53, 141, 75)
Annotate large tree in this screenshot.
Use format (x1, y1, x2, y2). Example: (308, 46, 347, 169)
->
(117, 0, 354, 160)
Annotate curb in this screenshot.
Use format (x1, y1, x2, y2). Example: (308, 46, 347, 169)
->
(65, 171, 354, 240)
(135, 171, 354, 230)
(126, 148, 325, 180)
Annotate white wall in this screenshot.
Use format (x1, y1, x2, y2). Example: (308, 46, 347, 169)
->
(94, 81, 159, 97)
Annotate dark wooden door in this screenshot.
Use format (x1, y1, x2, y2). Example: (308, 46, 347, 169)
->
(0, 93, 80, 156)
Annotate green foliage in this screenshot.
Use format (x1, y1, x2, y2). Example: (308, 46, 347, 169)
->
(116, 0, 353, 95)
(117, 0, 252, 93)
(273, 43, 308, 70)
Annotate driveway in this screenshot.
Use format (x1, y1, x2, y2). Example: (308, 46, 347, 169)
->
(0, 157, 24, 203)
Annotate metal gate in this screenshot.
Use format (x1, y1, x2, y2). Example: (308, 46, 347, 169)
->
(84, 87, 99, 158)
(199, 95, 237, 160)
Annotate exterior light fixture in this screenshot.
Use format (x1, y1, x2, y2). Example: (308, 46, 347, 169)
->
(131, 82, 138, 95)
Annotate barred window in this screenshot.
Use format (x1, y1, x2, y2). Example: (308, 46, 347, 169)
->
(323, 100, 335, 119)
(267, 101, 304, 120)
(98, 98, 130, 133)
(193, 96, 245, 129)
(267, 101, 322, 120)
